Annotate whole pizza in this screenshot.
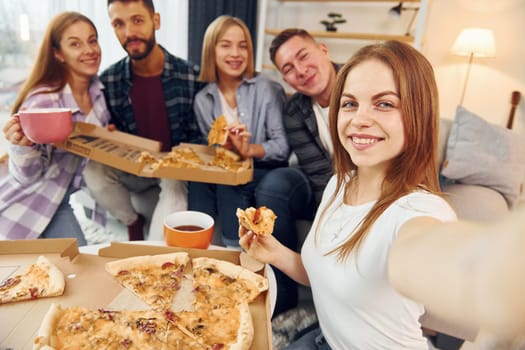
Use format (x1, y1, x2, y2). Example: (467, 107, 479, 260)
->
(33, 253, 269, 350)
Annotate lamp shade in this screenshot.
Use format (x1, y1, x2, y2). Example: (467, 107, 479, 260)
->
(451, 28, 496, 58)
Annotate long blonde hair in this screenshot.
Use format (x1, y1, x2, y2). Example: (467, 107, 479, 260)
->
(198, 15, 255, 83)
(320, 40, 441, 262)
(11, 12, 97, 113)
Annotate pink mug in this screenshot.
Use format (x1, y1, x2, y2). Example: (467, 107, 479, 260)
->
(17, 108, 73, 144)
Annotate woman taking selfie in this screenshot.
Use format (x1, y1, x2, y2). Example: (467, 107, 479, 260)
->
(241, 41, 525, 349)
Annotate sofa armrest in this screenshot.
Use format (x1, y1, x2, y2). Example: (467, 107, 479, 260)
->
(442, 184, 509, 222)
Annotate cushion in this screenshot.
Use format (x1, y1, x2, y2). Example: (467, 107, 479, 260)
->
(441, 106, 525, 207)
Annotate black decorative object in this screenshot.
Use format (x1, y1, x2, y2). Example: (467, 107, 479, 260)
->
(320, 12, 347, 32)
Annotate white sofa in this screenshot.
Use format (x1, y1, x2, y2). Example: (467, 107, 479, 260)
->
(438, 118, 510, 222)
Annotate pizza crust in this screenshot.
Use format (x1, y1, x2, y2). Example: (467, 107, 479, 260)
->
(34, 303, 61, 349)
(105, 252, 190, 275)
(230, 302, 254, 350)
(236, 206, 277, 236)
(192, 257, 269, 295)
(38, 256, 65, 297)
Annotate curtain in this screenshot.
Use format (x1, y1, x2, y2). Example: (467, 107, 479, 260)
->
(187, 0, 258, 66)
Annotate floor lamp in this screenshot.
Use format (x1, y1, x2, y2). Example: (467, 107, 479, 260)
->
(451, 28, 496, 106)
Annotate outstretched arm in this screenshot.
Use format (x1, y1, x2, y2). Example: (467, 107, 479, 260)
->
(389, 208, 525, 336)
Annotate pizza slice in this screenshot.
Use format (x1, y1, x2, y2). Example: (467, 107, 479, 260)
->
(208, 114, 228, 146)
(0, 255, 65, 304)
(34, 303, 172, 350)
(105, 252, 191, 312)
(236, 206, 277, 236)
(211, 146, 251, 172)
(192, 257, 268, 305)
(166, 301, 254, 350)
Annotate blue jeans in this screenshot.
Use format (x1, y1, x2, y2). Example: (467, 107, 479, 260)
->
(285, 327, 332, 350)
(188, 168, 270, 246)
(40, 187, 87, 246)
(255, 167, 316, 249)
(255, 167, 316, 316)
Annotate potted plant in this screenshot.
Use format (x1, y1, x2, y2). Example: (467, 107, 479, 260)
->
(320, 12, 347, 32)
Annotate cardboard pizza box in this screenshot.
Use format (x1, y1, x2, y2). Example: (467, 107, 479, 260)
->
(146, 143, 254, 185)
(55, 122, 254, 185)
(0, 239, 272, 350)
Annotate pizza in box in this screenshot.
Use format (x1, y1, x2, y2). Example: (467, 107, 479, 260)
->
(33, 252, 269, 350)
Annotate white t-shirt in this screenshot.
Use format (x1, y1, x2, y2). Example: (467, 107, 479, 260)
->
(218, 90, 239, 123)
(302, 176, 457, 350)
(312, 101, 333, 156)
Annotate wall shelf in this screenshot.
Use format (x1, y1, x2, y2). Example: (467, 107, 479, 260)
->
(256, 0, 428, 72)
(264, 28, 414, 43)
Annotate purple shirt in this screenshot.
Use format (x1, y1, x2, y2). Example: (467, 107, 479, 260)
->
(0, 78, 110, 240)
(130, 73, 171, 151)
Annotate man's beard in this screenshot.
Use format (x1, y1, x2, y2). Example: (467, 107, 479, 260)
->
(123, 36, 156, 60)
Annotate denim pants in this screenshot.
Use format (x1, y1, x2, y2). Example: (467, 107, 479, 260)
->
(254, 167, 316, 315)
(285, 327, 332, 350)
(41, 186, 87, 246)
(188, 168, 270, 246)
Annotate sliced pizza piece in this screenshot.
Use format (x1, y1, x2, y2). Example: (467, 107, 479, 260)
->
(236, 206, 277, 236)
(166, 301, 254, 350)
(34, 303, 171, 350)
(105, 252, 190, 312)
(211, 146, 251, 172)
(208, 114, 228, 146)
(0, 255, 65, 304)
(192, 257, 268, 305)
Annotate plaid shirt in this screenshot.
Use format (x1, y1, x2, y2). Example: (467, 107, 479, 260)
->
(100, 46, 205, 146)
(0, 79, 110, 240)
(284, 63, 341, 205)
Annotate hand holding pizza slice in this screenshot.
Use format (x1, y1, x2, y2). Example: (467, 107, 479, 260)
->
(236, 206, 277, 237)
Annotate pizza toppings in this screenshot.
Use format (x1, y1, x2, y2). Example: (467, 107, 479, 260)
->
(192, 257, 269, 305)
(0, 256, 65, 304)
(105, 252, 190, 312)
(236, 206, 277, 236)
(33, 253, 267, 350)
(0, 277, 21, 290)
(34, 304, 171, 350)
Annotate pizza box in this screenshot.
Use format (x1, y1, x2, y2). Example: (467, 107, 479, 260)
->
(0, 239, 272, 350)
(55, 122, 254, 185)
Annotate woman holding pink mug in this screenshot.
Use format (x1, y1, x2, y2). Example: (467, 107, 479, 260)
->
(0, 12, 110, 244)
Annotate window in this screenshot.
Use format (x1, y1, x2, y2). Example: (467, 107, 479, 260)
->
(0, 0, 188, 155)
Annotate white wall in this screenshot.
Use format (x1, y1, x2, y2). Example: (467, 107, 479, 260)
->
(259, 0, 525, 134)
(423, 0, 525, 134)
(69, 0, 189, 70)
